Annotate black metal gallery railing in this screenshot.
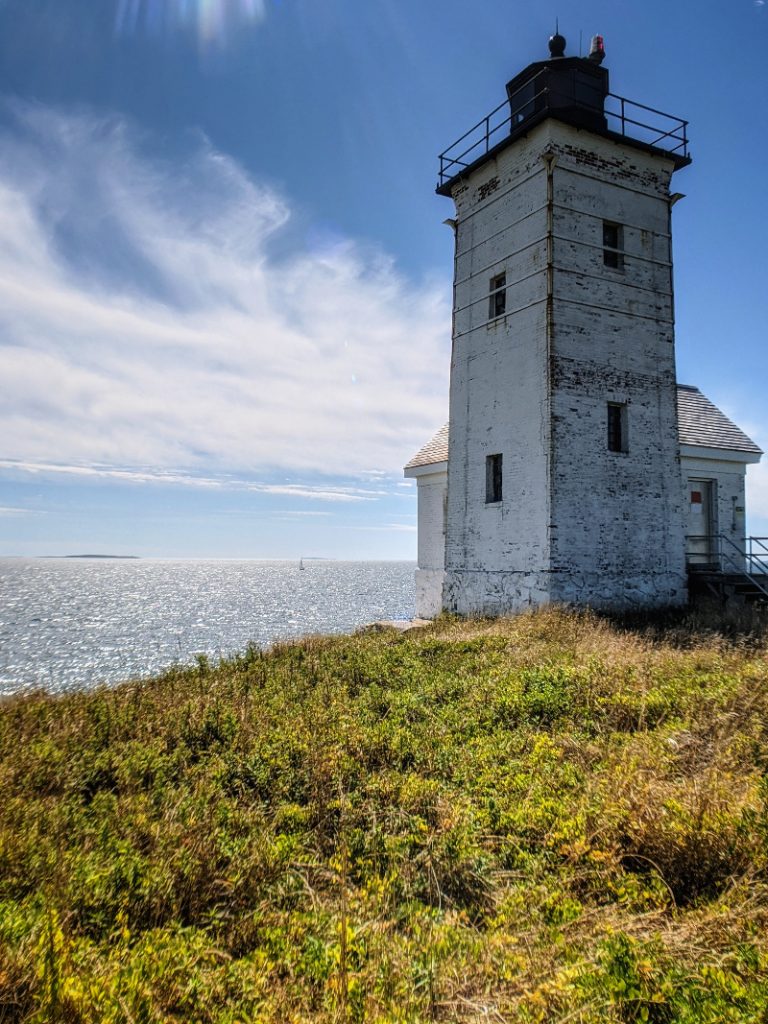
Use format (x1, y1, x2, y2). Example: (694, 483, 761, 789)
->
(438, 68, 689, 188)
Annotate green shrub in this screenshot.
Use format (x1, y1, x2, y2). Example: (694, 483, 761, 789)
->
(1, 608, 767, 1021)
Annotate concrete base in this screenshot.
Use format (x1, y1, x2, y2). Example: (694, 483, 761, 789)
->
(442, 569, 688, 615)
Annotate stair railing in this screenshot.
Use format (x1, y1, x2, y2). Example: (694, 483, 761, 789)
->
(713, 534, 768, 600)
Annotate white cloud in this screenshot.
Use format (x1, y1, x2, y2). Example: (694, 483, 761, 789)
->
(0, 102, 450, 491)
(275, 510, 331, 518)
(0, 506, 45, 517)
(356, 523, 418, 533)
(0, 458, 391, 502)
(249, 483, 378, 502)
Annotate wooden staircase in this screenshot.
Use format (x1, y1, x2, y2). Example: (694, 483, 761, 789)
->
(687, 536, 768, 605)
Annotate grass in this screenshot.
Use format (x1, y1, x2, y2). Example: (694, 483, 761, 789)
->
(1, 605, 767, 1022)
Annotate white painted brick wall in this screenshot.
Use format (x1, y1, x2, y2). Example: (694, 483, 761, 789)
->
(445, 127, 551, 612)
(442, 119, 689, 613)
(411, 468, 448, 618)
(547, 129, 686, 606)
(416, 472, 446, 570)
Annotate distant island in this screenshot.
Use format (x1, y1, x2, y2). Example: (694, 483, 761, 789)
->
(62, 554, 140, 560)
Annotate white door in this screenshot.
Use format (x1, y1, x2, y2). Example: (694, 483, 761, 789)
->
(687, 479, 716, 566)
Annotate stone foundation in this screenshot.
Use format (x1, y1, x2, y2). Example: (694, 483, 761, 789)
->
(442, 570, 552, 616)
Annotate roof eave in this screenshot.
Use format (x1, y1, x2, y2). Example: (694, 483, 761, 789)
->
(680, 443, 762, 465)
(403, 460, 448, 479)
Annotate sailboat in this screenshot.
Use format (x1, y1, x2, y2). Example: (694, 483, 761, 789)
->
(299, 558, 305, 571)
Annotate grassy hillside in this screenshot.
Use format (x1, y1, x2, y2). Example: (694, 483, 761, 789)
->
(1, 608, 767, 1023)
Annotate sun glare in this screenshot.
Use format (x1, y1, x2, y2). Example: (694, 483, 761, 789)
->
(115, 0, 268, 49)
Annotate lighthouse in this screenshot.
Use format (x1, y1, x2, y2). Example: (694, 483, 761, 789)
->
(425, 33, 696, 614)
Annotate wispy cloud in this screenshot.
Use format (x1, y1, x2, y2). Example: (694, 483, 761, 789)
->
(0, 459, 391, 502)
(250, 484, 380, 503)
(0, 102, 450, 496)
(356, 523, 418, 533)
(275, 510, 331, 518)
(0, 460, 224, 488)
(0, 506, 45, 517)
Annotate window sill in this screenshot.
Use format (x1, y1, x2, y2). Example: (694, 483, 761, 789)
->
(486, 315, 506, 329)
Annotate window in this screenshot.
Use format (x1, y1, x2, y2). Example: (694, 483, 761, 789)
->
(489, 272, 506, 318)
(602, 221, 624, 270)
(486, 453, 503, 503)
(607, 402, 628, 453)
(511, 79, 536, 125)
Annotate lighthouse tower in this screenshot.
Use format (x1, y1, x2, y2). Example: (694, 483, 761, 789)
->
(436, 33, 692, 614)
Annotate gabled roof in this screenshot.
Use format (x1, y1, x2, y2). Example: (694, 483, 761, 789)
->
(405, 386, 761, 470)
(676, 385, 762, 455)
(404, 422, 449, 469)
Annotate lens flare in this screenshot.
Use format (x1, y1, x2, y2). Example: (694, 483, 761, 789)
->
(115, 0, 268, 50)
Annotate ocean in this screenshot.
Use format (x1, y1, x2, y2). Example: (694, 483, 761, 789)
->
(0, 558, 416, 696)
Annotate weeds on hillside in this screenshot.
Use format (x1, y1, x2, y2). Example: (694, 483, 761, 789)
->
(1, 608, 767, 1022)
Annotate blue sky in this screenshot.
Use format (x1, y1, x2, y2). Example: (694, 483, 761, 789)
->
(0, 0, 766, 558)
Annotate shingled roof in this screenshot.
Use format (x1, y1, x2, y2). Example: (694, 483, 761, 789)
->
(404, 422, 450, 469)
(406, 386, 761, 470)
(676, 385, 761, 454)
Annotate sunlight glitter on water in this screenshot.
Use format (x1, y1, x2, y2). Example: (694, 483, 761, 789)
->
(0, 559, 415, 695)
